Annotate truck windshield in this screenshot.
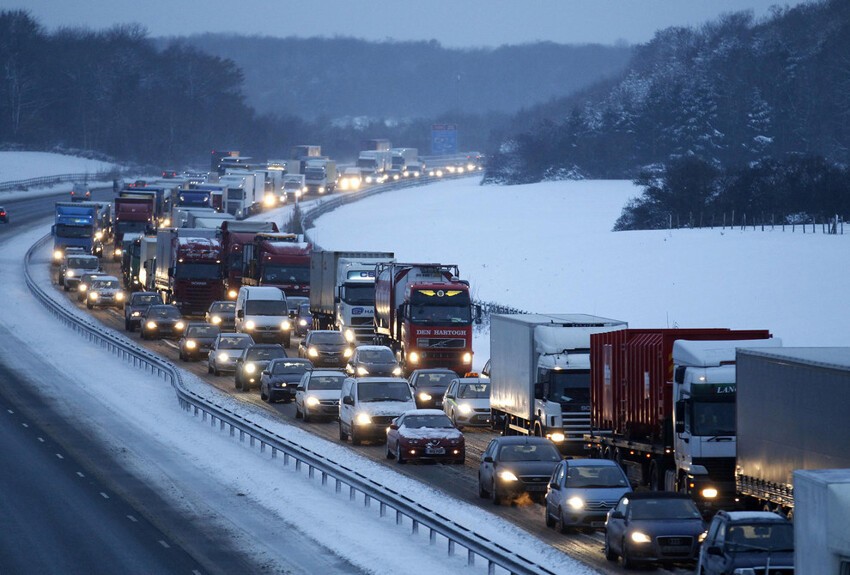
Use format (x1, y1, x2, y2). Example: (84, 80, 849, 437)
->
(175, 263, 220, 279)
(341, 283, 375, 306)
(55, 224, 93, 238)
(410, 304, 471, 324)
(245, 301, 288, 316)
(262, 265, 310, 284)
(304, 168, 325, 178)
(356, 159, 377, 169)
(692, 400, 736, 436)
(116, 221, 148, 233)
(544, 371, 590, 411)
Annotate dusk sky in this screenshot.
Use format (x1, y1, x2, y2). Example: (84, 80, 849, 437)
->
(7, 0, 806, 47)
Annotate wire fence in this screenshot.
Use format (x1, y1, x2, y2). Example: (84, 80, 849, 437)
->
(665, 212, 846, 234)
(0, 170, 123, 193)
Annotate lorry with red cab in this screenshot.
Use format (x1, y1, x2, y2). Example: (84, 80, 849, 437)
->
(218, 220, 279, 299)
(113, 197, 155, 260)
(153, 228, 224, 315)
(585, 328, 779, 512)
(374, 263, 479, 376)
(241, 232, 312, 298)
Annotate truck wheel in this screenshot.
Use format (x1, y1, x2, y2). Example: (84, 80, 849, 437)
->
(351, 427, 361, 446)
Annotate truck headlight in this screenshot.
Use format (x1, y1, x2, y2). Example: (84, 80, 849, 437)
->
(244, 363, 256, 374)
(631, 531, 652, 544)
(458, 404, 472, 415)
(66, 270, 75, 278)
(245, 320, 255, 331)
(131, 311, 141, 317)
(418, 392, 432, 402)
(228, 289, 238, 299)
(298, 319, 307, 326)
(114, 248, 122, 256)
(306, 396, 320, 407)
(462, 352, 472, 364)
(355, 412, 372, 426)
(408, 351, 419, 364)
(89, 292, 98, 300)
(186, 340, 197, 349)
(115, 292, 124, 301)
(95, 231, 103, 240)
(567, 496, 585, 510)
(497, 470, 518, 482)
(549, 432, 566, 443)
(701, 487, 718, 499)
(344, 329, 356, 342)
(79, 284, 87, 292)
(54, 250, 63, 260)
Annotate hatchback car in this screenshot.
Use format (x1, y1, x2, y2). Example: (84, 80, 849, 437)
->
(478, 436, 562, 505)
(234, 343, 288, 391)
(408, 368, 458, 409)
(85, 275, 125, 310)
(294, 370, 347, 422)
(604, 492, 706, 568)
(545, 459, 631, 532)
(205, 300, 236, 330)
(443, 377, 491, 428)
(0, 206, 7, 223)
(140, 304, 185, 340)
(696, 510, 794, 575)
(207, 333, 254, 375)
(124, 291, 162, 331)
(346, 345, 402, 377)
(259, 357, 313, 403)
(178, 323, 221, 361)
(76, 271, 109, 302)
(293, 302, 313, 337)
(386, 409, 465, 464)
(299, 330, 352, 368)
(60, 254, 100, 291)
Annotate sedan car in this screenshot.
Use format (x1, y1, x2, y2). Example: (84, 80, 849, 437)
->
(205, 300, 236, 330)
(294, 370, 347, 422)
(443, 377, 491, 428)
(293, 302, 312, 337)
(140, 304, 185, 340)
(207, 333, 254, 375)
(178, 323, 221, 361)
(545, 458, 632, 533)
(234, 343, 288, 391)
(478, 436, 562, 505)
(85, 275, 125, 310)
(345, 345, 402, 378)
(259, 357, 313, 403)
(604, 492, 706, 568)
(76, 271, 109, 302)
(124, 291, 161, 331)
(0, 206, 7, 223)
(386, 409, 465, 465)
(298, 330, 352, 368)
(408, 368, 458, 409)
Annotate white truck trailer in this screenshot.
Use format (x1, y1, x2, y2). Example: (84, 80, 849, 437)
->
(304, 159, 338, 195)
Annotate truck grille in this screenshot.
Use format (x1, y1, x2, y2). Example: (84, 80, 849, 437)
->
(416, 338, 466, 348)
(351, 317, 373, 327)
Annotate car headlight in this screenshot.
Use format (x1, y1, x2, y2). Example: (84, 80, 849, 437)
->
(217, 352, 229, 362)
(228, 289, 237, 299)
(408, 351, 419, 364)
(733, 569, 757, 575)
(186, 340, 197, 349)
(162, 218, 171, 227)
(280, 319, 291, 330)
(344, 329, 356, 342)
(356, 366, 369, 376)
(89, 292, 98, 300)
(115, 292, 124, 301)
(306, 396, 320, 407)
(146, 321, 157, 329)
(66, 270, 75, 278)
(458, 404, 472, 415)
(355, 412, 372, 426)
(344, 348, 353, 358)
(245, 320, 255, 330)
(298, 319, 307, 326)
(567, 496, 585, 510)
(131, 311, 141, 317)
(308, 348, 318, 358)
(418, 392, 432, 402)
(174, 321, 185, 331)
(498, 470, 518, 482)
(114, 248, 122, 256)
(701, 487, 718, 499)
(94, 231, 103, 240)
(631, 531, 652, 544)
(211, 315, 222, 324)
(462, 352, 472, 364)
(79, 284, 87, 292)
(392, 366, 402, 376)
(244, 363, 256, 374)
(698, 531, 708, 544)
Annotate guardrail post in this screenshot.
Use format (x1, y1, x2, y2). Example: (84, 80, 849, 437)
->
(448, 539, 455, 556)
(364, 494, 371, 508)
(379, 502, 386, 517)
(349, 486, 356, 501)
(321, 471, 327, 486)
(284, 453, 290, 466)
(488, 561, 496, 575)
(308, 465, 314, 479)
(295, 459, 302, 472)
(467, 549, 475, 566)
(412, 520, 419, 535)
(396, 510, 403, 525)
(430, 529, 436, 545)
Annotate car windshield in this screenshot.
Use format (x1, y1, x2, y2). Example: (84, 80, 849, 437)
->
(403, 414, 454, 429)
(245, 300, 287, 315)
(358, 381, 412, 402)
(148, 307, 181, 319)
(359, 349, 395, 363)
(132, 294, 160, 306)
(92, 280, 119, 289)
(246, 347, 286, 361)
(271, 361, 311, 375)
(307, 375, 345, 390)
(629, 498, 702, 520)
(726, 523, 794, 552)
(298, 303, 311, 315)
(566, 465, 629, 488)
(415, 372, 455, 387)
(458, 382, 489, 399)
(210, 302, 235, 313)
(498, 443, 561, 462)
(311, 332, 346, 345)
(218, 336, 252, 349)
(186, 325, 219, 338)
(68, 257, 98, 269)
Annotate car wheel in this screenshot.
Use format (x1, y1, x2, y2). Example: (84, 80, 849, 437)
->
(351, 426, 361, 446)
(295, 405, 303, 419)
(260, 386, 268, 401)
(545, 504, 556, 528)
(622, 539, 636, 569)
(283, 335, 291, 348)
(128, 322, 135, 333)
(338, 421, 348, 441)
(454, 456, 465, 465)
(207, 363, 213, 374)
(213, 364, 221, 376)
(302, 408, 311, 423)
(604, 534, 618, 561)
(63, 283, 69, 292)
(179, 352, 186, 361)
(478, 474, 489, 498)
(555, 507, 569, 534)
(490, 480, 501, 505)
(86, 302, 93, 310)
(395, 442, 405, 464)
(386, 444, 394, 459)
(235, 375, 243, 391)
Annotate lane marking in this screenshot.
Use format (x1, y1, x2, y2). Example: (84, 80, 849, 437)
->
(55, 453, 64, 460)
(100, 492, 110, 499)
(21, 423, 29, 428)
(158, 540, 171, 549)
(127, 515, 138, 523)
(38, 437, 45, 442)
(76, 471, 85, 478)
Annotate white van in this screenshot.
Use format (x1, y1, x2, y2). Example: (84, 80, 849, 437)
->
(234, 286, 292, 347)
(338, 376, 416, 446)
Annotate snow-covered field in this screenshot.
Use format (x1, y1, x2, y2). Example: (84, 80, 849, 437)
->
(0, 151, 118, 182)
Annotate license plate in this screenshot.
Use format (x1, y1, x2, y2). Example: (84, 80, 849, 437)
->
(425, 447, 445, 455)
(591, 521, 605, 528)
(525, 484, 547, 492)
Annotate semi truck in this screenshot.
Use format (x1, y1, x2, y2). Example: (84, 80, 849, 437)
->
(303, 159, 337, 195)
(173, 187, 213, 210)
(735, 347, 850, 515)
(362, 139, 391, 151)
(282, 174, 307, 201)
(488, 314, 628, 454)
(118, 187, 172, 227)
(220, 172, 262, 219)
(390, 148, 419, 173)
(52, 201, 98, 263)
(585, 328, 778, 512)
(218, 220, 279, 299)
(153, 228, 224, 315)
(374, 262, 479, 375)
(136, 234, 159, 291)
(309, 251, 395, 343)
(113, 197, 155, 260)
(241, 232, 312, 298)
(356, 150, 392, 182)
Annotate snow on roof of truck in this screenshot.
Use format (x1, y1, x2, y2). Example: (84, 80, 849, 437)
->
(738, 347, 850, 370)
(673, 338, 782, 367)
(177, 236, 221, 248)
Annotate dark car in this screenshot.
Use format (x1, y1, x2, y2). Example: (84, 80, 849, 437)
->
(207, 333, 254, 375)
(298, 330, 352, 368)
(293, 302, 313, 337)
(603, 492, 705, 568)
(124, 291, 162, 331)
(545, 459, 631, 533)
(235, 343, 287, 391)
(140, 304, 185, 340)
(386, 409, 465, 464)
(696, 510, 794, 575)
(259, 357, 313, 403)
(0, 206, 7, 223)
(294, 370, 347, 422)
(346, 345, 402, 378)
(178, 323, 221, 361)
(408, 368, 458, 409)
(205, 300, 236, 330)
(478, 436, 562, 505)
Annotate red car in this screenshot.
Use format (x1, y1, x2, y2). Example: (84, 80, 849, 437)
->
(385, 409, 465, 464)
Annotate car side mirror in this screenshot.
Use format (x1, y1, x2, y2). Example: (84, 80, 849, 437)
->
(707, 546, 723, 556)
(548, 482, 560, 491)
(262, 370, 270, 376)
(342, 396, 354, 406)
(610, 510, 624, 520)
(296, 385, 304, 392)
(445, 394, 454, 400)
(389, 424, 399, 430)
(236, 310, 243, 318)
(483, 456, 494, 463)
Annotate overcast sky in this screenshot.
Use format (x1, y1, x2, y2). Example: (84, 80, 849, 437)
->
(7, 0, 806, 47)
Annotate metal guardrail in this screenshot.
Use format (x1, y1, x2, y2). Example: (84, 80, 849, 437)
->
(0, 170, 121, 193)
(24, 232, 555, 575)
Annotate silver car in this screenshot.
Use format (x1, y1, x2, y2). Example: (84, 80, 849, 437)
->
(207, 333, 254, 375)
(544, 458, 632, 533)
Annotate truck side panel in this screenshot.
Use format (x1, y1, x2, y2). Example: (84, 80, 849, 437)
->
(489, 315, 535, 421)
